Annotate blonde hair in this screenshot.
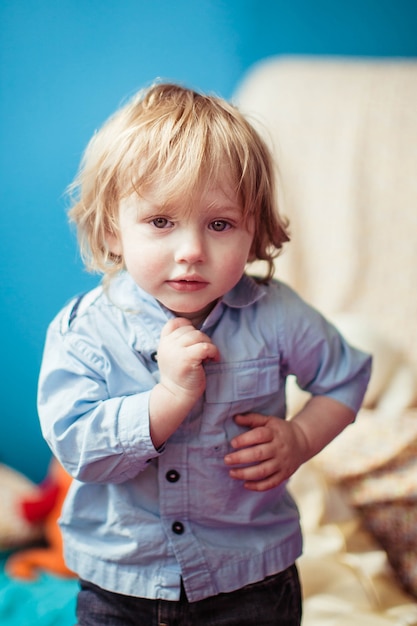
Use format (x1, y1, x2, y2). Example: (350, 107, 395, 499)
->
(68, 82, 290, 280)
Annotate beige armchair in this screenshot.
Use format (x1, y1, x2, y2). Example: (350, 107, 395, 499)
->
(236, 57, 417, 625)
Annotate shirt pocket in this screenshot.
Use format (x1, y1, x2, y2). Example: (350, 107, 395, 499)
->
(204, 357, 281, 410)
(188, 358, 283, 524)
(203, 357, 284, 439)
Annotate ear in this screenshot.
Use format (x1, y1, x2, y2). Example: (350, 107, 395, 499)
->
(105, 230, 123, 256)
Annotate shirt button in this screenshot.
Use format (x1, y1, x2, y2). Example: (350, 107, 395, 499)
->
(150, 351, 158, 362)
(166, 469, 180, 483)
(172, 521, 184, 535)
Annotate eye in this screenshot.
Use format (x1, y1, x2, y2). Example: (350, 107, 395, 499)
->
(151, 217, 172, 229)
(209, 220, 231, 232)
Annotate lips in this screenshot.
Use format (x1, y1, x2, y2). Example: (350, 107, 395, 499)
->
(167, 277, 209, 292)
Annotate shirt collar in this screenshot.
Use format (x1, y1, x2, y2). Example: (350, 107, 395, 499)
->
(107, 271, 267, 323)
(222, 273, 268, 308)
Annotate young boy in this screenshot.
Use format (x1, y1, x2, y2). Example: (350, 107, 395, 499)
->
(38, 82, 371, 625)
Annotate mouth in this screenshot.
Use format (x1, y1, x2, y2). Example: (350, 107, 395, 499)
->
(167, 277, 209, 292)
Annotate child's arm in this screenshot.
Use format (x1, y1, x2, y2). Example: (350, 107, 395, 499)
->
(149, 317, 220, 449)
(39, 312, 217, 484)
(224, 396, 354, 491)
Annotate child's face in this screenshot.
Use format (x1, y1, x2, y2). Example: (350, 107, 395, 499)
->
(107, 178, 254, 326)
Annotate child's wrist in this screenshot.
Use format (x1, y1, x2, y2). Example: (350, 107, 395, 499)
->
(149, 383, 198, 447)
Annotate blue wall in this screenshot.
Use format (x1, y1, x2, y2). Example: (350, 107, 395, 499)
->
(1, 0, 417, 482)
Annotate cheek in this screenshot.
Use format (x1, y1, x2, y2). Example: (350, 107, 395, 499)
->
(217, 246, 250, 278)
(124, 241, 167, 282)
(225, 235, 253, 265)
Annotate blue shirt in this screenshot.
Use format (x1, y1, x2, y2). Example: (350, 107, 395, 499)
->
(38, 272, 371, 602)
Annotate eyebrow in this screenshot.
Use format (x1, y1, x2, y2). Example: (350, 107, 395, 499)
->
(128, 187, 244, 219)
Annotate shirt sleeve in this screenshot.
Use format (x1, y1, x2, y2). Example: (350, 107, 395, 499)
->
(38, 309, 161, 484)
(278, 284, 372, 414)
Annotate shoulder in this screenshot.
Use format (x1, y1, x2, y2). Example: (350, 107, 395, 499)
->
(42, 276, 137, 372)
(50, 272, 142, 337)
(244, 275, 315, 316)
(250, 278, 339, 354)
(225, 275, 322, 344)
(54, 286, 104, 335)
(267, 278, 328, 319)
(47, 281, 116, 340)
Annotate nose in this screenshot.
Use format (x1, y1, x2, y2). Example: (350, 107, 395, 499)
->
(174, 227, 205, 265)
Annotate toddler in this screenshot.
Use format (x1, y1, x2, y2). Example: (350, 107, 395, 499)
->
(38, 82, 371, 626)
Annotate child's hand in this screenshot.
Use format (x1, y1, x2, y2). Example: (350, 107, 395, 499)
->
(224, 398, 355, 491)
(149, 317, 219, 448)
(158, 317, 220, 401)
(224, 413, 308, 492)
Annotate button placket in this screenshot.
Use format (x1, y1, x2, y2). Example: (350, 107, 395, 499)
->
(164, 466, 184, 534)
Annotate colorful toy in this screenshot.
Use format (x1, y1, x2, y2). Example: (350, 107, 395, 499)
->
(5, 459, 76, 580)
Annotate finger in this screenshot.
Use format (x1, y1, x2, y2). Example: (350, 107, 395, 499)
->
(203, 344, 221, 363)
(187, 341, 220, 364)
(228, 458, 278, 483)
(162, 321, 217, 353)
(183, 330, 220, 361)
(230, 424, 273, 451)
(224, 441, 271, 466)
(243, 474, 284, 492)
(161, 316, 194, 337)
(229, 461, 285, 492)
(234, 413, 270, 429)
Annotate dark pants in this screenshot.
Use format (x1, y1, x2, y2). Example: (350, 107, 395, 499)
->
(76, 564, 302, 626)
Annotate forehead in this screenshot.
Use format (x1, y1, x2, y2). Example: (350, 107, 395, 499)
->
(130, 173, 242, 214)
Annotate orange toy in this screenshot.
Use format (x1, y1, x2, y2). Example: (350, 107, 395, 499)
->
(6, 459, 76, 579)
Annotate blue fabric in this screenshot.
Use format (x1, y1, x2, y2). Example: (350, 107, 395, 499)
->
(0, 558, 77, 626)
(38, 272, 371, 602)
